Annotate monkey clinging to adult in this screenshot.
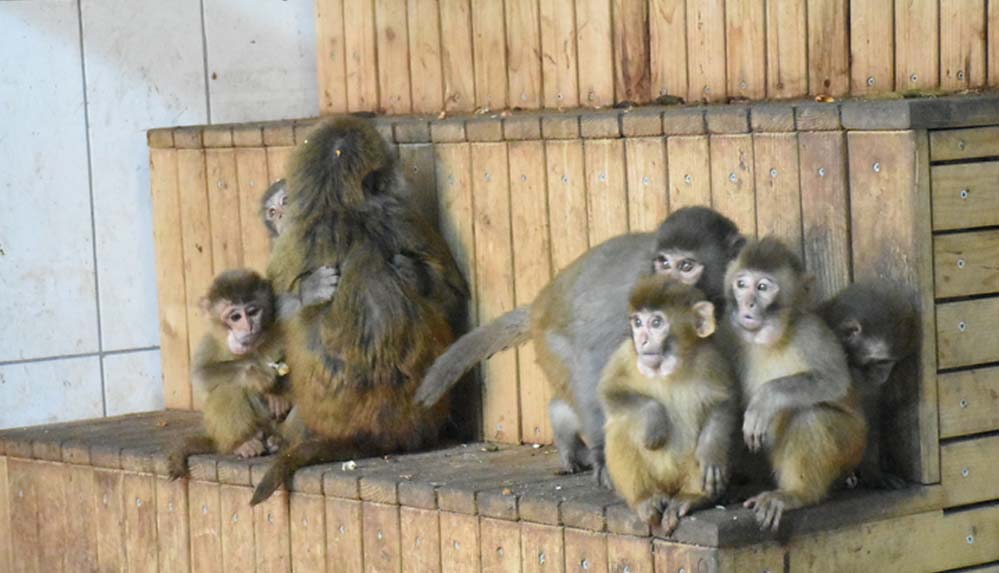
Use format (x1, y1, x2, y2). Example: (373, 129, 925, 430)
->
(819, 281, 918, 490)
(249, 116, 468, 505)
(726, 237, 867, 531)
(601, 278, 736, 534)
(260, 178, 288, 239)
(417, 206, 744, 486)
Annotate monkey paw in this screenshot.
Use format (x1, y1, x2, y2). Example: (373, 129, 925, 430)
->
(742, 405, 774, 453)
(234, 436, 267, 459)
(266, 394, 292, 420)
(636, 495, 668, 526)
(660, 498, 694, 536)
(593, 462, 614, 490)
(265, 434, 284, 455)
(166, 452, 190, 481)
(743, 491, 789, 532)
(301, 265, 340, 307)
(700, 463, 728, 498)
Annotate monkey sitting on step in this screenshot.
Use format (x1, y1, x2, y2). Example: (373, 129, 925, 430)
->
(601, 278, 736, 535)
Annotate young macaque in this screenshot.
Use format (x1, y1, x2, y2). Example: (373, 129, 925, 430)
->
(726, 238, 867, 531)
(819, 281, 918, 489)
(600, 278, 737, 535)
(260, 179, 288, 239)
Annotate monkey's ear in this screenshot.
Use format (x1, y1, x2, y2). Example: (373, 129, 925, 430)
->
(726, 234, 747, 259)
(840, 319, 862, 340)
(692, 301, 716, 338)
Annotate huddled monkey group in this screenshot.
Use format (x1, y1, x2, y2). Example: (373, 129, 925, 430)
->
(167, 116, 918, 535)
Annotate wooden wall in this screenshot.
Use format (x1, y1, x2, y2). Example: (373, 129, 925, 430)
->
(316, 0, 999, 114)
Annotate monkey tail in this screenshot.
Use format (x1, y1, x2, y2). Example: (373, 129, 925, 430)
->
(166, 434, 216, 480)
(415, 305, 533, 407)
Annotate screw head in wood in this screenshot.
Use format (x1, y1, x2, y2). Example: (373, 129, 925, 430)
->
(338, 525, 345, 535)
(960, 189, 969, 199)
(962, 467, 970, 477)
(561, 175, 569, 184)
(581, 558, 590, 569)
(598, 172, 607, 183)
(867, 76, 876, 86)
(959, 321, 967, 332)
(453, 540, 460, 550)
(484, 171, 491, 182)
(957, 259, 966, 269)
(557, 93, 564, 101)
(539, 552, 546, 564)
(910, 73, 918, 82)
(496, 546, 504, 556)
(967, 535, 975, 544)
(957, 70, 966, 81)
(958, 140, 967, 150)
(684, 174, 692, 184)
(873, 162, 881, 173)
(729, 172, 738, 183)
(818, 167, 826, 177)
(520, 174, 527, 182)
(202, 505, 208, 514)
(232, 513, 239, 523)
(267, 513, 274, 524)
(770, 168, 778, 178)
(703, 86, 711, 94)
(642, 176, 650, 186)
(739, 81, 748, 90)
(135, 497, 142, 507)
(960, 399, 968, 408)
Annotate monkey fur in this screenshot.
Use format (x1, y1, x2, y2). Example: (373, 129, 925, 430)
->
(726, 237, 867, 531)
(251, 116, 468, 505)
(260, 178, 288, 239)
(819, 281, 918, 489)
(417, 207, 744, 486)
(601, 278, 736, 534)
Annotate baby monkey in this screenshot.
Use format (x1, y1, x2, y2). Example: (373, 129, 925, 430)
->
(600, 277, 736, 535)
(260, 178, 288, 239)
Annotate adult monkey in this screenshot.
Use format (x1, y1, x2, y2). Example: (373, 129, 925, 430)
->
(417, 207, 744, 484)
(250, 117, 468, 505)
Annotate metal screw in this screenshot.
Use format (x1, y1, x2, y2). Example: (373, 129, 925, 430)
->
(216, 180, 225, 189)
(101, 494, 107, 505)
(557, 93, 564, 101)
(598, 172, 607, 183)
(959, 321, 967, 332)
(873, 162, 881, 173)
(539, 552, 546, 564)
(135, 498, 142, 507)
(338, 525, 345, 535)
(623, 567, 632, 573)
(642, 176, 650, 186)
(581, 558, 590, 569)
(818, 167, 826, 177)
(660, 88, 668, 96)
(202, 505, 208, 514)
(910, 73, 918, 82)
(588, 90, 596, 102)
(729, 172, 738, 183)
(867, 76, 876, 86)
(770, 168, 778, 178)
(561, 175, 569, 184)
(232, 513, 239, 523)
(967, 534, 975, 544)
(167, 502, 174, 512)
(960, 399, 969, 409)
(962, 467, 970, 477)
(377, 530, 384, 540)
(680, 568, 687, 573)
(497, 547, 504, 556)
(454, 94, 462, 102)
(958, 140, 967, 150)
(453, 540, 461, 550)
(18, 490, 24, 499)
(957, 259, 966, 269)
(739, 81, 748, 89)
(684, 174, 693, 184)
(302, 518, 309, 527)
(520, 174, 528, 182)
(415, 536, 422, 546)
(484, 171, 492, 182)
(703, 86, 711, 94)
(411, 166, 419, 174)
(958, 70, 966, 81)
(267, 513, 274, 524)
(960, 189, 969, 199)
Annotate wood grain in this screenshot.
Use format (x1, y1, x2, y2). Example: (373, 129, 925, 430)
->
(440, 0, 476, 112)
(686, 0, 727, 102)
(156, 476, 191, 573)
(930, 161, 999, 231)
(625, 137, 669, 231)
(753, 133, 802, 256)
(521, 522, 565, 573)
(612, 0, 651, 102)
(399, 506, 441, 572)
(440, 511, 480, 571)
(220, 485, 256, 572)
(936, 298, 999, 369)
(649, 0, 688, 99)
(254, 491, 292, 573)
(849, 0, 894, 94)
(807, 0, 850, 96)
(584, 139, 629, 244)
(316, 0, 348, 114)
(725, 0, 766, 100)
(326, 498, 364, 573)
(894, 0, 939, 90)
(205, 148, 243, 272)
(539, 0, 579, 108)
(343, 0, 379, 112)
(234, 147, 272, 272)
(798, 131, 851, 300)
(506, 0, 543, 109)
(362, 502, 401, 573)
(709, 134, 756, 236)
(472, 0, 508, 110)
(666, 135, 712, 210)
(480, 517, 522, 572)
(938, 366, 999, 439)
(941, 0, 986, 90)
(189, 480, 223, 573)
(407, 0, 445, 113)
(766, 0, 808, 98)
(934, 230, 999, 298)
(576, 0, 615, 107)
(123, 472, 158, 573)
(941, 434, 999, 507)
(376, 0, 413, 114)
(290, 493, 327, 572)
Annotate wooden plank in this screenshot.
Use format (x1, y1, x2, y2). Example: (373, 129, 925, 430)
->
(564, 529, 608, 573)
(189, 480, 223, 573)
(316, 0, 348, 114)
(94, 468, 126, 573)
(399, 506, 440, 572)
(624, 137, 668, 232)
(0, 458, 10, 573)
(480, 517, 521, 572)
(894, 0, 939, 90)
(991, 0, 999, 87)
(612, 0, 651, 102)
(807, 0, 849, 96)
(471, 0, 508, 110)
(709, 134, 756, 236)
(937, 298, 999, 369)
(506, 0, 543, 109)
(725, 0, 766, 100)
(508, 140, 554, 445)
(435, 143, 477, 323)
(584, 139, 628, 244)
(850, 0, 894, 94)
(939, 366, 999, 438)
(406, 0, 444, 114)
(9, 459, 39, 573)
(930, 127, 999, 162)
(941, 0, 987, 90)
(220, 485, 256, 573)
(149, 147, 191, 409)
(766, 0, 808, 98)
(326, 498, 364, 573)
(375, 0, 412, 114)
(34, 461, 66, 572)
(942, 435, 999, 507)
(935, 230, 999, 298)
(205, 148, 243, 272)
(156, 475, 191, 573)
(440, 511, 480, 572)
(521, 522, 565, 573)
(439, 0, 476, 112)
(472, 142, 519, 443)
(290, 493, 327, 572)
(753, 133, 802, 256)
(123, 472, 158, 573)
(235, 147, 272, 272)
(539, 0, 579, 108)
(545, 140, 589, 271)
(930, 161, 999, 231)
(254, 491, 291, 573)
(649, 0, 688, 99)
(798, 131, 851, 300)
(576, 0, 615, 107)
(666, 135, 712, 210)
(607, 535, 654, 573)
(398, 144, 440, 228)
(685, 0, 727, 102)
(343, 0, 379, 112)
(266, 146, 295, 181)
(362, 502, 401, 573)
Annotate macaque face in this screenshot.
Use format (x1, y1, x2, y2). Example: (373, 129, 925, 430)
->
(730, 270, 780, 332)
(264, 187, 288, 237)
(219, 301, 266, 354)
(654, 249, 705, 286)
(631, 309, 677, 378)
(839, 321, 897, 385)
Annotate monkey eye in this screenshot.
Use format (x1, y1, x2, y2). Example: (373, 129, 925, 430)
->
(650, 317, 664, 329)
(228, 312, 242, 323)
(631, 316, 642, 328)
(757, 283, 768, 292)
(656, 254, 670, 269)
(246, 306, 260, 317)
(736, 279, 747, 289)
(679, 260, 694, 272)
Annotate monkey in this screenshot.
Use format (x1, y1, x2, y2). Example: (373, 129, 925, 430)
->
(818, 281, 918, 490)
(600, 278, 736, 534)
(724, 237, 867, 531)
(249, 116, 468, 505)
(416, 206, 744, 486)
(261, 178, 288, 239)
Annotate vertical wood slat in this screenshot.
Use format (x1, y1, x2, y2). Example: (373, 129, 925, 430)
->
(9, 460, 39, 573)
(123, 473, 158, 573)
(344, 0, 379, 112)
(539, 0, 580, 108)
(156, 476, 191, 573)
(850, 0, 894, 94)
(509, 141, 555, 444)
(0, 458, 9, 573)
(35, 462, 66, 572)
(625, 137, 669, 232)
(807, 0, 850, 96)
(584, 139, 629, 245)
(399, 506, 441, 572)
(189, 480, 223, 573)
(686, 0, 727, 102)
(440, 0, 477, 112)
(545, 140, 589, 272)
(290, 494, 327, 572)
(376, 0, 413, 115)
(471, 142, 519, 444)
(725, 0, 766, 100)
(649, 0, 688, 99)
(316, 0, 348, 114)
(94, 469, 126, 573)
(798, 131, 851, 300)
(753, 133, 803, 257)
(149, 148, 191, 409)
(266, 147, 295, 183)
(220, 485, 256, 572)
(472, 0, 509, 110)
(399, 144, 441, 228)
(709, 134, 757, 237)
(440, 512, 481, 571)
(564, 529, 608, 573)
(235, 147, 272, 273)
(612, 0, 651, 103)
(766, 0, 808, 98)
(990, 0, 999, 86)
(254, 491, 292, 573)
(407, 0, 445, 114)
(940, 0, 987, 90)
(480, 517, 522, 571)
(62, 467, 98, 572)
(326, 498, 364, 573)
(667, 135, 712, 211)
(506, 0, 543, 109)
(607, 535, 654, 573)
(521, 522, 565, 573)
(436, 143, 478, 326)
(205, 148, 243, 272)
(362, 502, 402, 573)
(894, 0, 940, 90)
(576, 0, 615, 107)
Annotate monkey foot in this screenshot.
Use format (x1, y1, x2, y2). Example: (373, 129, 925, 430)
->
(661, 498, 695, 536)
(743, 490, 795, 532)
(234, 437, 267, 459)
(635, 495, 669, 526)
(265, 434, 284, 455)
(166, 452, 189, 481)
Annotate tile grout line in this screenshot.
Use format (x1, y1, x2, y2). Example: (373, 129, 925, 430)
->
(199, 0, 213, 124)
(0, 346, 161, 368)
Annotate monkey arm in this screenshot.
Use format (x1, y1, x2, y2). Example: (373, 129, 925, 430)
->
(601, 389, 670, 449)
(277, 266, 341, 322)
(695, 397, 736, 497)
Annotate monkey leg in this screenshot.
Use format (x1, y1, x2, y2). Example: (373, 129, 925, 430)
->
(233, 431, 268, 459)
(549, 399, 590, 474)
(166, 434, 216, 480)
(203, 384, 271, 454)
(661, 493, 713, 536)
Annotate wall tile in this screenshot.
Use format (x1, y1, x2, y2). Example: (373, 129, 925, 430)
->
(81, 0, 208, 351)
(102, 349, 164, 416)
(203, 0, 319, 124)
(0, 357, 103, 430)
(0, 1, 98, 361)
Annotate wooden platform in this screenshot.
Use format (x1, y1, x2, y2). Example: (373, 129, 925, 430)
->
(0, 411, 996, 572)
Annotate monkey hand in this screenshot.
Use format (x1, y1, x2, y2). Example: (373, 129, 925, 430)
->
(234, 434, 268, 459)
(635, 495, 668, 526)
(265, 394, 292, 420)
(300, 265, 340, 307)
(743, 490, 789, 532)
(698, 459, 729, 499)
(742, 399, 776, 453)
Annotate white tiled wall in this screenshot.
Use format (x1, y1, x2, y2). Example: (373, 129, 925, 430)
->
(0, 0, 319, 430)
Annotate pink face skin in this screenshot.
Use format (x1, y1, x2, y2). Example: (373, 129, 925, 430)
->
(220, 302, 265, 355)
(631, 310, 678, 378)
(730, 270, 784, 343)
(653, 249, 704, 286)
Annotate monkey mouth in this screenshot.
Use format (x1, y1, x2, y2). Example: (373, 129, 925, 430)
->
(229, 336, 258, 355)
(737, 313, 764, 331)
